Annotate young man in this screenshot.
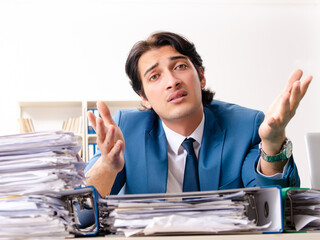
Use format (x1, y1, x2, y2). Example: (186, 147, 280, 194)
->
(85, 32, 312, 198)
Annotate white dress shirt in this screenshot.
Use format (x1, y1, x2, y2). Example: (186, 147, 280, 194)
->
(162, 114, 205, 193)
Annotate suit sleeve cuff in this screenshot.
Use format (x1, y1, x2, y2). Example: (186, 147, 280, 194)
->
(256, 158, 289, 179)
(254, 156, 300, 188)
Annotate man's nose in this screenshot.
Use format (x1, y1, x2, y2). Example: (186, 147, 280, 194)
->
(166, 71, 181, 90)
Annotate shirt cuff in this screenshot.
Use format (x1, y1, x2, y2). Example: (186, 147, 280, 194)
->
(256, 159, 289, 179)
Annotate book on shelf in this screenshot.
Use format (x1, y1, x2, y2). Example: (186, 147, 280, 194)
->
(88, 142, 98, 160)
(18, 118, 35, 133)
(62, 116, 82, 135)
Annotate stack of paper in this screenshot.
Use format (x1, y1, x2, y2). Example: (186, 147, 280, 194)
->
(98, 190, 271, 237)
(0, 195, 73, 239)
(284, 189, 320, 231)
(0, 131, 86, 239)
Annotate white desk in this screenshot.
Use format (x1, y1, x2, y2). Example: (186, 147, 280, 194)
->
(77, 232, 320, 239)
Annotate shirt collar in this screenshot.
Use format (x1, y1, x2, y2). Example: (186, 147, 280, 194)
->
(162, 114, 205, 155)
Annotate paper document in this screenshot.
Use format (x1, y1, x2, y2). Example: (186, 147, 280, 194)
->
(284, 189, 320, 231)
(0, 131, 86, 239)
(98, 189, 271, 237)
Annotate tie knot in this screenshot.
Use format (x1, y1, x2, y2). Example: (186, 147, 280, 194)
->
(181, 138, 196, 154)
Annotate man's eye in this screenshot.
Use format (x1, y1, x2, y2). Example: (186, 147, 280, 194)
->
(175, 64, 187, 70)
(149, 74, 159, 81)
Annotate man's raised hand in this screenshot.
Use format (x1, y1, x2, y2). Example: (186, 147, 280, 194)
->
(86, 101, 125, 197)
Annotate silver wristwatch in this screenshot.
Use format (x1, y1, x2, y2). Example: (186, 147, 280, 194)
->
(259, 138, 293, 162)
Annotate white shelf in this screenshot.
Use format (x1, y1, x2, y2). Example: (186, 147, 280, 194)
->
(18, 100, 141, 162)
(19, 101, 83, 132)
(19, 101, 82, 108)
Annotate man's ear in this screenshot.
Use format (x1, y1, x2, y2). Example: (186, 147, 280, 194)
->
(199, 67, 206, 89)
(140, 94, 152, 109)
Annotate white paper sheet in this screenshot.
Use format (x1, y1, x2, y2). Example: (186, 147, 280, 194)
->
(0, 131, 85, 239)
(98, 189, 270, 236)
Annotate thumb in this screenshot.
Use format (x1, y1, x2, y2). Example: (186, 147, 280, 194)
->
(109, 140, 124, 170)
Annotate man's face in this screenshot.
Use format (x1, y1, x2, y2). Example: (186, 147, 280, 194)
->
(138, 45, 206, 126)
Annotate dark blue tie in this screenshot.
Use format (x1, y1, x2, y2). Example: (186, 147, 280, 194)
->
(182, 138, 200, 192)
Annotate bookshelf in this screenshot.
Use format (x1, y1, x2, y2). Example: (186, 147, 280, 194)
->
(18, 101, 85, 160)
(18, 100, 141, 162)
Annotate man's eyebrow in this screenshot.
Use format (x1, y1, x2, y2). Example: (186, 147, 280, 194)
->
(144, 63, 159, 77)
(169, 55, 188, 61)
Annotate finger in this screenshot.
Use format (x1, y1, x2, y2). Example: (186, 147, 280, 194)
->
(266, 116, 284, 134)
(289, 75, 312, 112)
(284, 69, 303, 93)
(104, 125, 115, 153)
(267, 116, 277, 128)
(270, 92, 290, 128)
(110, 140, 123, 158)
(97, 101, 116, 126)
(279, 91, 291, 117)
(300, 75, 312, 99)
(87, 111, 97, 131)
(96, 117, 107, 144)
(108, 140, 124, 170)
(289, 81, 301, 112)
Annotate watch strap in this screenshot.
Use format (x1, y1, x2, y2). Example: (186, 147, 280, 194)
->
(259, 138, 292, 162)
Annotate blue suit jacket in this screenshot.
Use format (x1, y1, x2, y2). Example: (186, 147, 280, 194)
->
(85, 100, 299, 194)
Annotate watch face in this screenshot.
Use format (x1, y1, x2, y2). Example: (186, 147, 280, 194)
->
(286, 140, 293, 158)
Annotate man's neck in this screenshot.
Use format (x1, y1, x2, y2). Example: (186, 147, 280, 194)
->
(161, 108, 204, 137)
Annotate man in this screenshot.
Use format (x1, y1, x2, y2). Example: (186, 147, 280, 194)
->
(85, 32, 312, 198)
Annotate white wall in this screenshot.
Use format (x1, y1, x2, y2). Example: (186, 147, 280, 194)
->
(0, 0, 319, 187)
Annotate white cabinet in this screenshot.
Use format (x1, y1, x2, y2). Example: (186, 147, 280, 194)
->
(18, 100, 141, 162)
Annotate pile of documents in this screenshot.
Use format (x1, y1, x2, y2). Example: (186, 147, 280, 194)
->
(284, 188, 320, 231)
(0, 131, 86, 239)
(98, 189, 272, 237)
(0, 194, 74, 239)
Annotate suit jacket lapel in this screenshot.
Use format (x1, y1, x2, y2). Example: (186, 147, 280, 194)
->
(143, 107, 226, 193)
(199, 107, 226, 191)
(145, 111, 168, 193)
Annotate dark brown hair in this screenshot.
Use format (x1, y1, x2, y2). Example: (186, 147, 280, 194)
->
(125, 31, 214, 106)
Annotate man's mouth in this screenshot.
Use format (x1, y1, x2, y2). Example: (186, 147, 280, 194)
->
(168, 90, 187, 103)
